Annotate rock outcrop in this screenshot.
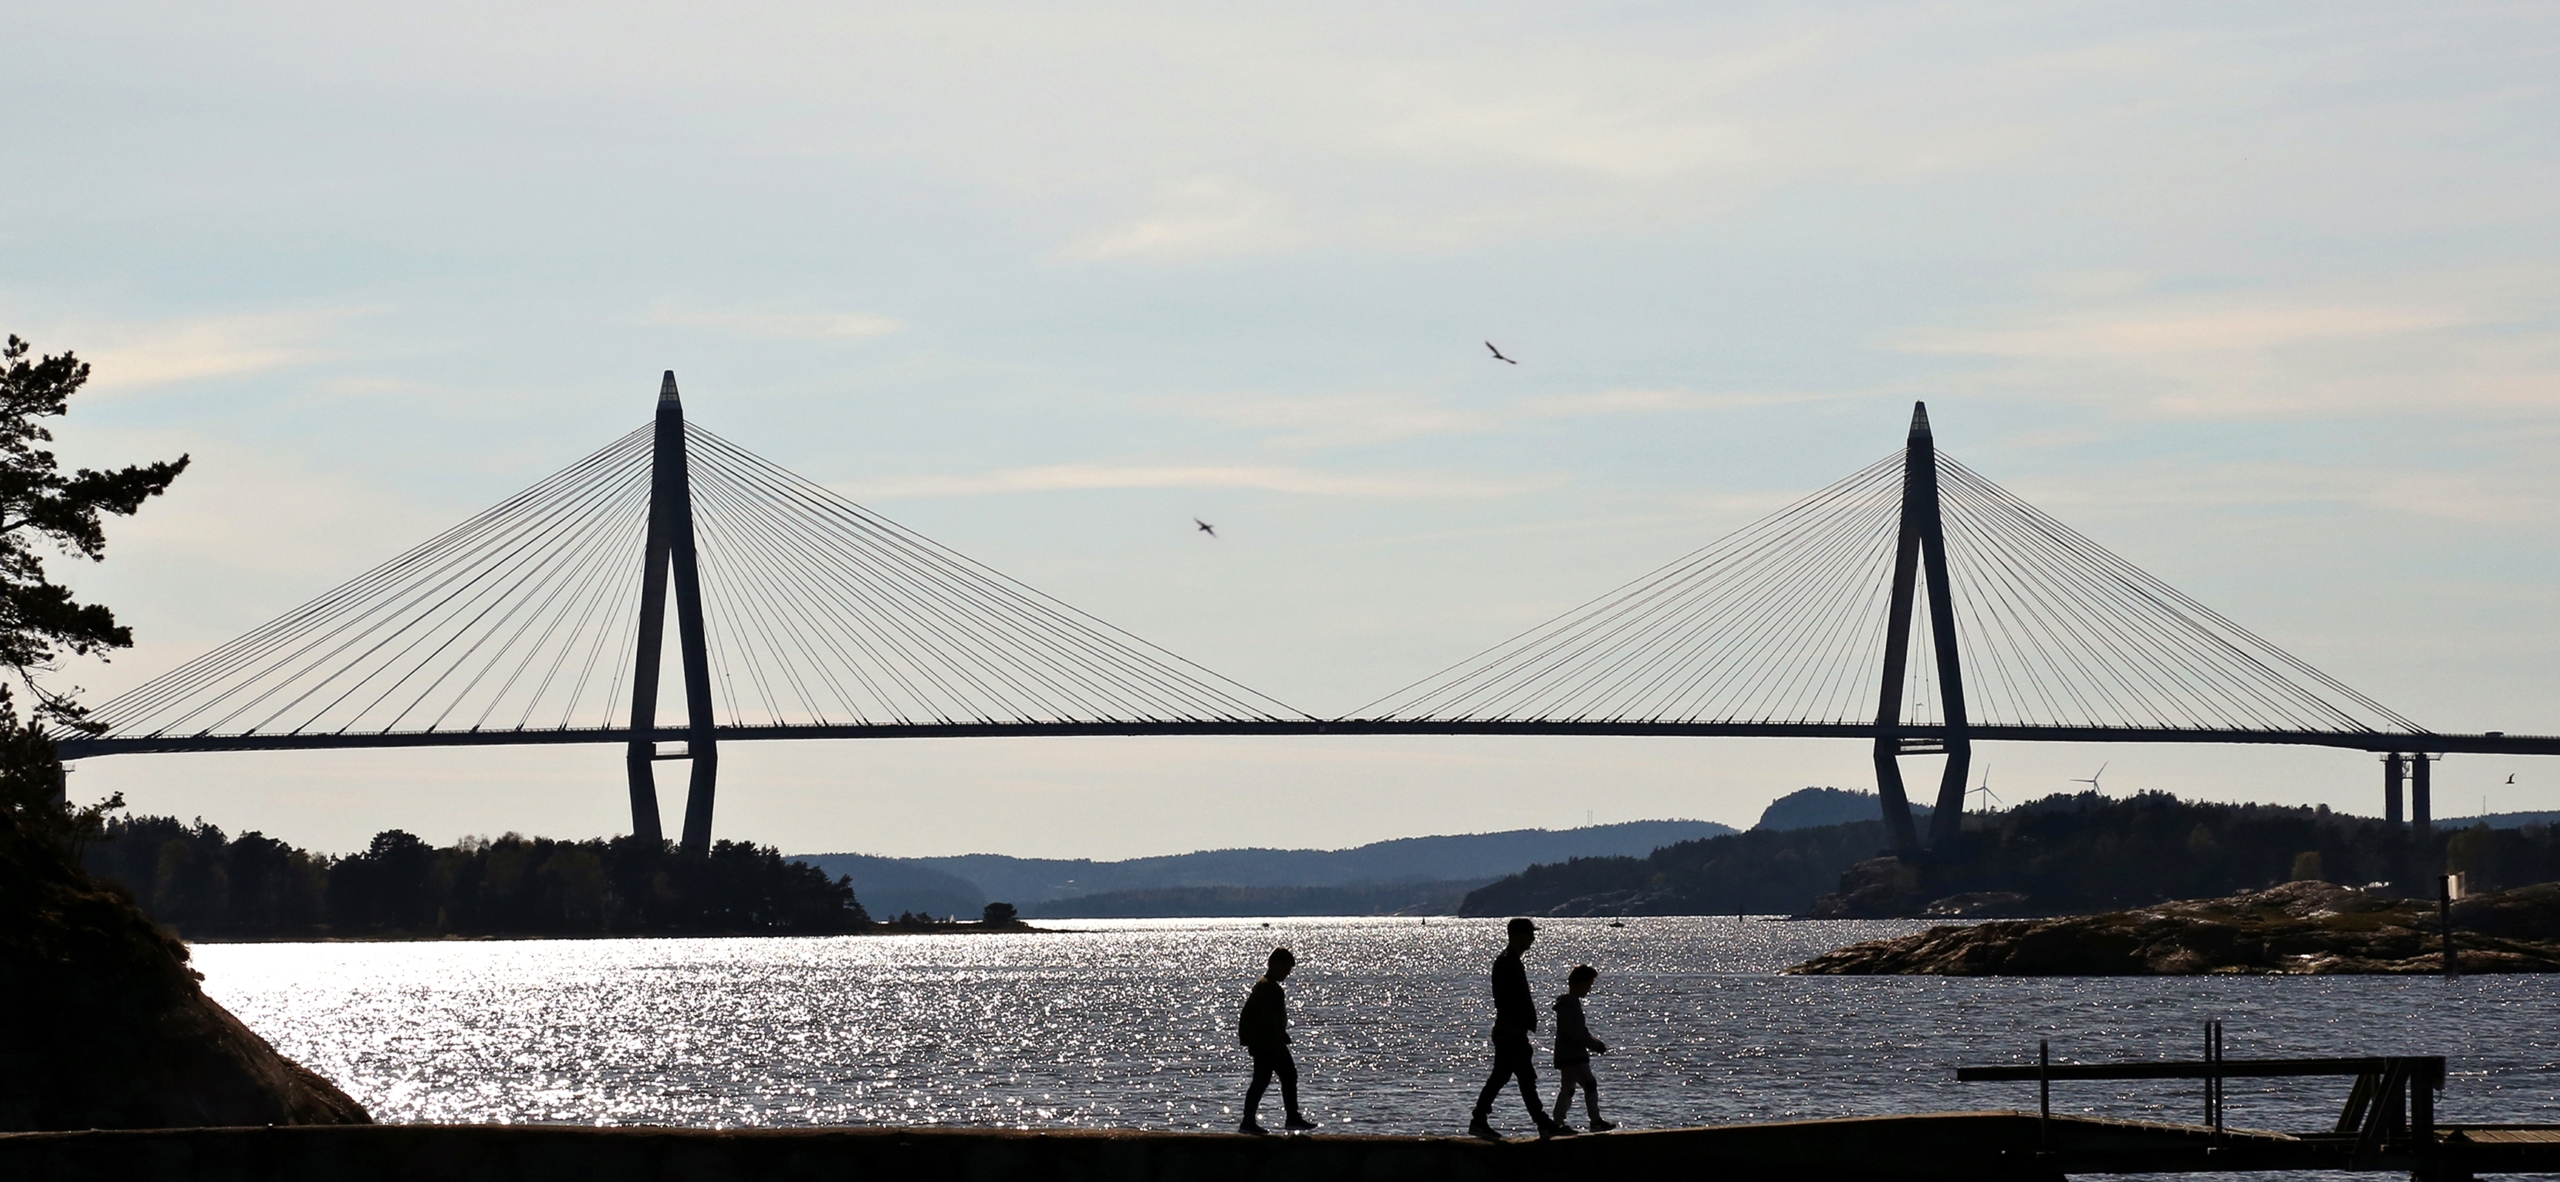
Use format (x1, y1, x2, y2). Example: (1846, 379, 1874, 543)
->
(1788, 880, 2560, 975)
(1805, 856, 1928, 918)
(1, 809, 371, 1130)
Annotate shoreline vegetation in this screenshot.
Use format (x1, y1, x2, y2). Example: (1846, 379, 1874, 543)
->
(1460, 791, 2560, 921)
(92, 791, 2560, 941)
(81, 815, 1025, 941)
(167, 916, 1051, 943)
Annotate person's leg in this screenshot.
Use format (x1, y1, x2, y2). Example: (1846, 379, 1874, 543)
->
(1473, 1062, 1510, 1119)
(1244, 1054, 1273, 1121)
(1513, 1063, 1548, 1129)
(1488, 1032, 1547, 1129)
(1551, 1067, 1579, 1126)
(1575, 1065, 1602, 1123)
(1275, 1048, 1301, 1121)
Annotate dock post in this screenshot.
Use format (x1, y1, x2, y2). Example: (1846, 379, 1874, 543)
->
(2412, 1059, 2438, 1149)
(2038, 1038, 2050, 1151)
(2206, 1019, 2224, 1139)
(2384, 753, 2405, 827)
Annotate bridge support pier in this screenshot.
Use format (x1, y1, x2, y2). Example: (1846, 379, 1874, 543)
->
(2412, 753, 2432, 837)
(1872, 403, 1973, 854)
(2384, 752, 2405, 827)
(625, 371, 722, 856)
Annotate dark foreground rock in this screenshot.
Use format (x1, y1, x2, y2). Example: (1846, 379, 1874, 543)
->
(1, 809, 370, 1130)
(1789, 880, 2560, 975)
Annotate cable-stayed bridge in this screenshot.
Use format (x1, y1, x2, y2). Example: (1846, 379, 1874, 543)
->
(63, 375, 2553, 854)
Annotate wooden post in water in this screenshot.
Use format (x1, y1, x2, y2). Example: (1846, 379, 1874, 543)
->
(2441, 874, 2458, 981)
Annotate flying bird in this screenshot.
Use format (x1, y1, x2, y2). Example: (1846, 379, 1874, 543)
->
(2508, 774, 2517, 784)
(1485, 341, 1517, 364)
(1194, 518, 1217, 537)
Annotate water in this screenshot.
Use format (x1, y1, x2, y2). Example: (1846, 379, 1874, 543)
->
(195, 917, 2560, 1136)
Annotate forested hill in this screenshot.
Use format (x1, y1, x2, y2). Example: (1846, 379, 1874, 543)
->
(1459, 793, 2560, 919)
(796, 819, 1734, 916)
(83, 818, 866, 939)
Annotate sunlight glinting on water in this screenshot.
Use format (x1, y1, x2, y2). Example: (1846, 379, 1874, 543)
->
(194, 917, 2560, 1135)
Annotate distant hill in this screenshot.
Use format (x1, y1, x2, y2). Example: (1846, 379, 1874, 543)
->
(2474, 810, 2560, 830)
(781, 853, 987, 919)
(794, 819, 1734, 917)
(1026, 881, 1480, 919)
(1756, 787, 1932, 832)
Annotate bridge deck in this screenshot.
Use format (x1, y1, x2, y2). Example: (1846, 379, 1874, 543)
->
(58, 719, 2560, 759)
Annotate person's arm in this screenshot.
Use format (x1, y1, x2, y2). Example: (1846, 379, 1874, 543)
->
(1567, 997, 1603, 1052)
(1240, 981, 1278, 1043)
(1573, 1004, 1597, 1051)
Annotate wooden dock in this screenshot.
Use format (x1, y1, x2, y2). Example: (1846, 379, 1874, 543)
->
(6, 1113, 2558, 1182)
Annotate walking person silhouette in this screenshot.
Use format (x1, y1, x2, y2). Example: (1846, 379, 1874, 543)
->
(1550, 964, 1614, 1133)
(1237, 948, 1317, 1135)
(1470, 917, 1561, 1141)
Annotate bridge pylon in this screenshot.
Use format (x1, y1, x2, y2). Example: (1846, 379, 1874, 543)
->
(626, 372, 721, 855)
(1872, 402, 1972, 853)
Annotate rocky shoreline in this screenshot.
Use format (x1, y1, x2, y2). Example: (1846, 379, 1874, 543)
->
(1788, 880, 2560, 975)
(3, 808, 371, 1131)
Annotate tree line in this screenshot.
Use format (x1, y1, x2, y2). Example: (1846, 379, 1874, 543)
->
(82, 815, 873, 938)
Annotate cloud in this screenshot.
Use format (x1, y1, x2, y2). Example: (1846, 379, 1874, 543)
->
(648, 308, 905, 340)
(53, 433, 454, 697)
(1153, 387, 1828, 448)
(1898, 274, 2560, 421)
(1904, 302, 2464, 360)
(834, 463, 1546, 501)
(1510, 388, 1814, 419)
(35, 310, 353, 393)
(1059, 177, 1300, 262)
(1988, 458, 2558, 526)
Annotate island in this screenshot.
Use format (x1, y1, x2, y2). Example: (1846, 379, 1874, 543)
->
(1788, 880, 2560, 975)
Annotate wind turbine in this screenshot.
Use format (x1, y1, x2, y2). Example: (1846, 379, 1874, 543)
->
(2072, 763, 2108, 793)
(1970, 764, 2003, 810)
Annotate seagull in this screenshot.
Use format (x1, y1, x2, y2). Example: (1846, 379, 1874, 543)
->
(1485, 341, 1517, 364)
(1194, 518, 1217, 537)
(2508, 774, 2517, 784)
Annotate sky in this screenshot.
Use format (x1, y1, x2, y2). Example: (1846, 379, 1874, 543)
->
(7, 2, 2557, 859)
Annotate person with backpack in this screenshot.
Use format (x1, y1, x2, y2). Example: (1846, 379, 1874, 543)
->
(1237, 947, 1317, 1135)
